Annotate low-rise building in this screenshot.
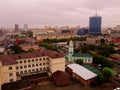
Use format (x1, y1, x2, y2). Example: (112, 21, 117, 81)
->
(52, 70, 70, 86)
(0, 50, 65, 90)
(66, 40, 93, 64)
(67, 64, 97, 86)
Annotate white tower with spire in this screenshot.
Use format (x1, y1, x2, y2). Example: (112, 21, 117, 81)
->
(68, 40, 74, 62)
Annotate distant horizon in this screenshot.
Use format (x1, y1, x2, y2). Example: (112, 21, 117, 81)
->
(0, 24, 118, 29)
(0, 0, 120, 28)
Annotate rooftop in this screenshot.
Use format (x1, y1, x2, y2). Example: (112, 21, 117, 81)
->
(0, 49, 65, 66)
(2, 72, 48, 90)
(67, 64, 97, 80)
(73, 53, 92, 57)
(103, 67, 117, 75)
(83, 65, 101, 75)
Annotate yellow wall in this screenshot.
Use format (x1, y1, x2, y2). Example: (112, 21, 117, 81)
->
(1, 65, 17, 85)
(50, 57, 65, 73)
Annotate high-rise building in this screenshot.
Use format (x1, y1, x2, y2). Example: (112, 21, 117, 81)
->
(24, 24, 28, 31)
(15, 24, 19, 31)
(89, 14, 102, 35)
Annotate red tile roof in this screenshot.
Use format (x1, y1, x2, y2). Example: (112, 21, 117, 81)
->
(0, 50, 65, 66)
(112, 39, 120, 43)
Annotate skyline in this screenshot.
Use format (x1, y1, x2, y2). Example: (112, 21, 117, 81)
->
(0, 0, 120, 28)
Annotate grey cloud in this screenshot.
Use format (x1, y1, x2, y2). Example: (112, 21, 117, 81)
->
(0, 0, 120, 28)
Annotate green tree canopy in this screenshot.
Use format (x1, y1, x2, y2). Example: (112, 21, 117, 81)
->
(75, 59, 83, 65)
(97, 73, 107, 83)
(9, 45, 24, 54)
(92, 54, 114, 69)
(102, 69, 112, 80)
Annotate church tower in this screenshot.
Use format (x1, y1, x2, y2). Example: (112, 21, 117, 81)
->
(68, 40, 74, 62)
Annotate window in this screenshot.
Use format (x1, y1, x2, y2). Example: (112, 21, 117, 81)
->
(29, 70, 31, 73)
(16, 61, 18, 64)
(16, 72, 19, 76)
(24, 60, 26, 63)
(43, 67, 46, 70)
(28, 60, 30, 62)
(39, 63, 42, 66)
(28, 65, 31, 68)
(88, 59, 90, 62)
(36, 68, 38, 71)
(43, 58, 45, 60)
(43, 63, 45, 65)
(32, 69, 35, 72)
(32, 59, 34, 62)
(32, 64, 35, 67)
(10, 79, 13, 83)
(24, 65, 27, 68)
(46, 57, 49, 60)
(20, 66, 23, 69)
(40, 68, 42, 71)
(36, 59, 38, 61)
(9, 66, 12, 70)
(16, 66, 18, 70)
(20, 71, 23, 74)
(39, 58, 41, 61)
(47, 67, 49, 70)
(36, 64, 38, 66)
(24, 70, 27, 73)
(9, 73, 13, 76)
(20, 61, 22, 64)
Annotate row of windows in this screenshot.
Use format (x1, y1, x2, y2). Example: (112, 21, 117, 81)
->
(9, 67, 49, 77)
(16, 67, 49, 75)
(9, 63, 49, 70)
(17, 57, 49, 64)
(16, 63, 49, 69)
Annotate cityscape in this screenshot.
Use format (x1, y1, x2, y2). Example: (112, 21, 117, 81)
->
(0, 0, 120, 90)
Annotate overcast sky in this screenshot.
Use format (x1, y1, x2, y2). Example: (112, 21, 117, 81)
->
(0, 0, 120, 28)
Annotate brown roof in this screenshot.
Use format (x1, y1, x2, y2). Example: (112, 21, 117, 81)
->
(52, 70, 70, 86)
(0, 50, 65, 66)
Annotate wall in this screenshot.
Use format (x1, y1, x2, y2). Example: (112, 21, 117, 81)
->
(1, 65, 17, 85)
(50, 57, 65, 73)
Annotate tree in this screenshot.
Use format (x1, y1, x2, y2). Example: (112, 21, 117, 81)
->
(98, 49, 110, 57)
(102, 69, 112, 80)
(98, 44, 116, 56)
(97, 73, 107, 83)
(74, 48, 80, 53)
(75, 59, 83, 65)
(100, 38, 105, 45)
(39, 42, 58, 51)
(81, 46, 90, 53)
(117, 49, 120, 54)
(27, 48, 35, 52)
(92, 54, 114, 69)
(9, 45, 24, 54)
(88, 44, 97, 50)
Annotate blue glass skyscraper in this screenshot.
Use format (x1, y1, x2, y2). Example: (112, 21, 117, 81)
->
(89, 15, 102, 35)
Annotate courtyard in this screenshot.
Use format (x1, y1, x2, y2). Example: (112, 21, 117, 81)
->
(33, 80, 115, 90)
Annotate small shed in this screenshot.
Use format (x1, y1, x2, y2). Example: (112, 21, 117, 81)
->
(52, 70, 70, 86)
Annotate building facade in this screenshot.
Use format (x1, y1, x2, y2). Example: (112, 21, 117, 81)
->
(89, 15, 102, 35)
(15, 24, 19, 31)
(67, 64, 97, 86)
(77, 28, 89, 36)
(67, 41, 93, 64)
(0, 50, 65, 90)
